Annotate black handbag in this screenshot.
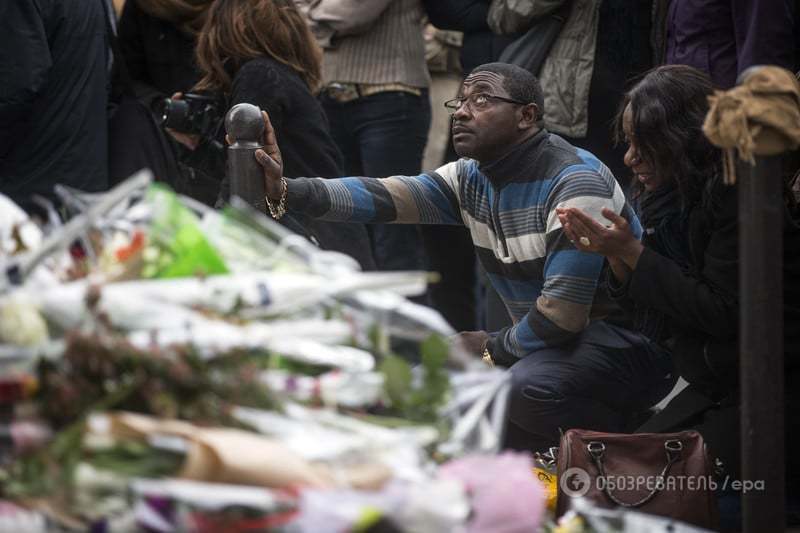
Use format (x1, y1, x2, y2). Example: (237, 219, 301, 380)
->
(497, 2, 572, 76)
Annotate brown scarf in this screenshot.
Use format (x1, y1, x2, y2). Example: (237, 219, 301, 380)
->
(703, 66, 800, 184)
(136, 0, 214, 34)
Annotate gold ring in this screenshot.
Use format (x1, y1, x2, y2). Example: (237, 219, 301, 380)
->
(579, 236, 591, 247)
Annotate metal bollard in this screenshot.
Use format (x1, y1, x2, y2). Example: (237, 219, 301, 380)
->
(225, 103, 266, 212)
(735, 66, 785, 533)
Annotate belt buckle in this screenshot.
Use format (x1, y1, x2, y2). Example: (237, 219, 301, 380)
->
(326, 83, 359, 103)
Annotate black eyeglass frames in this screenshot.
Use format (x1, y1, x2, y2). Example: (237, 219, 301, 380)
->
(444, 93, 530, 112)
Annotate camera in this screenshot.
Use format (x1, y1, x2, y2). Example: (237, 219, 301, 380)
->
(159, 93, 224, 139)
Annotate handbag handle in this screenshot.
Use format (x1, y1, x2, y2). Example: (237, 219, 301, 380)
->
(587, 439, 683, 508)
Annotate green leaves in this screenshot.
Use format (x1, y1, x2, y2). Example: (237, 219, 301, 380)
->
(379, 355, 414, 410)
(378, 334, 450, 424)
(86, 441, 183, 479)
(420, 334, 449, 370)
(143, 184, 228, 279)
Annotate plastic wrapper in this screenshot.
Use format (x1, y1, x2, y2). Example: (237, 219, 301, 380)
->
(259, 370, 384, 407)
(0, 176, 502, 532)
(0, 194, 42, 255)
(104, 412, 394, 492)
(294, 478, 470, 533)
(233, 405, 435, 470)
(142, 184, 228, 279)
(106, 413, 330, 489)
(341, 289, 455, 341)
(1, 170, 153, 294)
(553, 497, 714, 533)
(440, 452, 547, 533)
(34, 269, 432, 333)
(319, 371, 384, 408)
(200, 205, 310, 274)
(216, 197, 362, 275)
(439, 369, 511, 456)
(131, 477, 296, 513)
(0, 501, 47, 533)
(131, 478, 298, 533)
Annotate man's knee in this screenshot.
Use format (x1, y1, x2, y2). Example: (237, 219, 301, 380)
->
(505, 356, 626, 447)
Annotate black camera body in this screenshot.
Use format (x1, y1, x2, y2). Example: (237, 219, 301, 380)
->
(160, 93, 223, 139)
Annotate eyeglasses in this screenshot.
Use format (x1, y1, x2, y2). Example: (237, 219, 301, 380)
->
(444, 93, 529, 113)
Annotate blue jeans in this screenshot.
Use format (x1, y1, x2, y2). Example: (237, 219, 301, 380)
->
(321, 90, 431, 272)
(504, 321, 676, 452)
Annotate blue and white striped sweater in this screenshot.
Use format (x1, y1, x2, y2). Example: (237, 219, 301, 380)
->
(286, 131, 641, 362)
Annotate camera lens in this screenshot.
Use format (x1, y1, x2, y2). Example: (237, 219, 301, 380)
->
(160, 98, 191, 132)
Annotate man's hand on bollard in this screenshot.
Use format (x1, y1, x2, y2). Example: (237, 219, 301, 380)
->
(253, 111, 285, 201)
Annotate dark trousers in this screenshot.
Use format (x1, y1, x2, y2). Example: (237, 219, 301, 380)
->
(321, 91, 431, 273)
(503, 321, 676, 452)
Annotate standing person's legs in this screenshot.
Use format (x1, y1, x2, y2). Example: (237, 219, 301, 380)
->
(350, 91, 431, 273)
(503, 322, 676, 452)
(421, 224, 477, 331)
(320, 96, 364, 177)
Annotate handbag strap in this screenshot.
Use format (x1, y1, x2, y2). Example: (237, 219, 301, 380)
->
(588, 438, 683, 508)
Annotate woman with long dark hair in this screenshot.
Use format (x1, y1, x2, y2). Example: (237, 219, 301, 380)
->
(560, 65, 735, 383)
(184, 0, 375, 269)
(557, 65, 800, 527)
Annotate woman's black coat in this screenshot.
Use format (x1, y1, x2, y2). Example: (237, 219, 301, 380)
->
(619, 178, 800, 483)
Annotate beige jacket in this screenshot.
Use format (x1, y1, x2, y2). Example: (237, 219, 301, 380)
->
(488, 0, 601, 138)
(294, 0, 429, 88)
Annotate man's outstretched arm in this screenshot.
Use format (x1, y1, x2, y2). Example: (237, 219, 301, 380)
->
(256, 112, 464, 226)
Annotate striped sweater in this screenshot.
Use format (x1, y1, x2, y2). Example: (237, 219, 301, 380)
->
(286, 130, 642, 362)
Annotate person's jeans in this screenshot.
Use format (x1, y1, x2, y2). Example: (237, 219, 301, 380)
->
(503, 321, 676, 452)
(321, 90, 431, 272)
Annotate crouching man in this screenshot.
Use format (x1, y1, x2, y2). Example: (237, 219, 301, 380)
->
(253, 63, 675, 451)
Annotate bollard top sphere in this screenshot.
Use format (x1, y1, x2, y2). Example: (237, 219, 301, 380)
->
(225, 103, 264, 144)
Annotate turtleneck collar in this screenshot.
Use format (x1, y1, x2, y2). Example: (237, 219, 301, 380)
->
(478, 128, 548, 187)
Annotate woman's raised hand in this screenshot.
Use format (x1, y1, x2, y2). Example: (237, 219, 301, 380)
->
(556, 206, 644, 270)
(253, 111, 285, 200)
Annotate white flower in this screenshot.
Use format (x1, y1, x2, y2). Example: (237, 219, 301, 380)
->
(0, 293, 49, 346)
